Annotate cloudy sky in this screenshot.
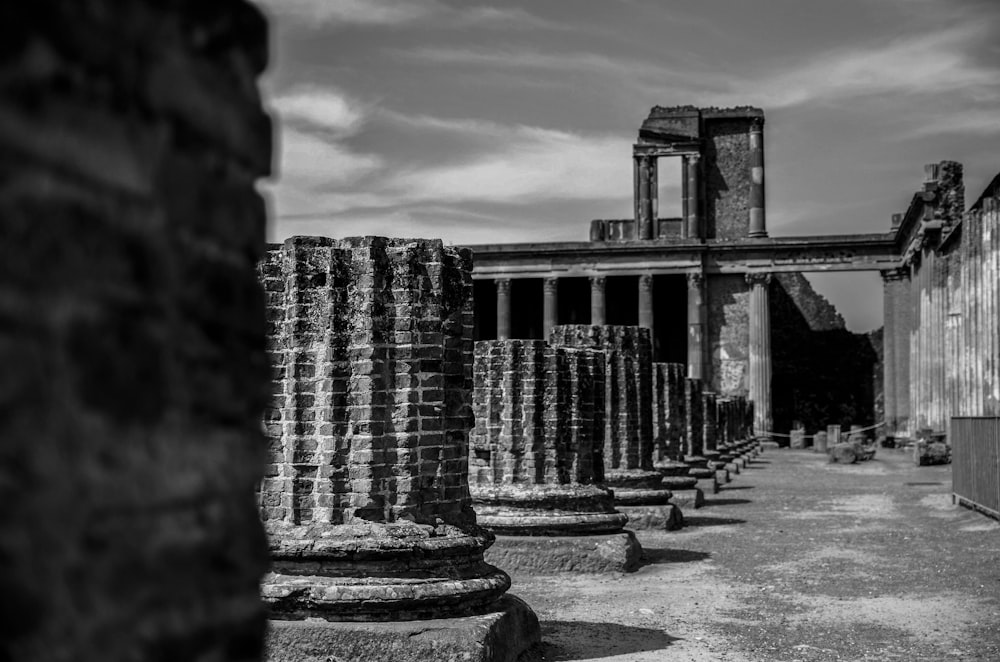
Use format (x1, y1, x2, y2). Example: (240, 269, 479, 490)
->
(255, 0, 1000, 331)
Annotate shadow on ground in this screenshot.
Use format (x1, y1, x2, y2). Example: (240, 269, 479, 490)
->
(720, 485, 755, 491)
(683, 515, 746, 527)
(639, 548, 710, 565)
(702, 497, 752, 506)
(540, 620, 681, 660)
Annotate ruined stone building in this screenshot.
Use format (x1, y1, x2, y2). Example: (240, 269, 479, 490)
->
(469, 106, 999, 439)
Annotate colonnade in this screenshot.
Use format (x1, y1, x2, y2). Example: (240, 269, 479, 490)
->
(488, 270, 774, 437)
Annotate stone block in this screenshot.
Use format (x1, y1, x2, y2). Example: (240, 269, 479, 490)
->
(266, 595, 541, 662)
(618, 503, 685, 531)
(914, 440, 950, 466)
(667, 488, 705, 510)
(484, 532, 642, 574)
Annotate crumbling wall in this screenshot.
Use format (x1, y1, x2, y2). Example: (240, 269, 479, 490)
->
(1, 2, 272, 660)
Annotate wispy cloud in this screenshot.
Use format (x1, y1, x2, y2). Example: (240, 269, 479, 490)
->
(270, 85, 370, 135)
(258, 0, 561, 30)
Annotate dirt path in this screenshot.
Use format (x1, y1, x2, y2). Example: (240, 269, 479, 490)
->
(511, 448, 1000, 661)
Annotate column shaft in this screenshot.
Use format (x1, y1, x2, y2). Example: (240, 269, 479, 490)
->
(748, 118, 767, 238)
(496, 278, 512, 340)
(687, 154, 701, 240)
(681, 156, 690, 238)
(639, 274, 654, 349)
(747, 273, 772, 437)
(543, 277, 558, 339)
(637, 156, 654, 240)
(686, 273, 706, 380)
(881, 271, 898, 435)
(590, 276, 606, 326)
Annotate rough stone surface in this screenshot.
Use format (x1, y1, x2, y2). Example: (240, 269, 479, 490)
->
(666, 488, 705, 510)
(708, 274, 751, 396)
(266, 595, 540, 662)
(1, 3, 273, 660)
(617, 504, 685, 531)
(914, 440, 951, 466)
(485, 532, 642, 574)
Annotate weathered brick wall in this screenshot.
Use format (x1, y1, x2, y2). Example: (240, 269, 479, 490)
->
(708, 274, 750, 396)
(550, 325, 654, 473)
(261, 236, 476, 529)
(1, 2, 272, 660)
(704, 119, 752, 240)
(653, 363, 687, 462)
(471, 341, 605, 486)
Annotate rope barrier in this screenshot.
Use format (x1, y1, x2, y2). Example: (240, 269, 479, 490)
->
(755, 421, 885, 440)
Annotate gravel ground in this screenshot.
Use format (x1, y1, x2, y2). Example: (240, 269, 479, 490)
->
(511, 448, 1000, 661)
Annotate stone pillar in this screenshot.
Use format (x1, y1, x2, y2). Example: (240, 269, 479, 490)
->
(543, 276, 559, 339)
(637, 156, 654, 240)
(748, 118, 768, 238)
(747, 273, 773, 438)
(681, 156, 691, 238)
(496, 277, 512, 340)
(687, 153, 702, 240)
(550, 326, 664, 494)
(2, 3, 272, 659)
(639, 274, 655, 352)
(261, 237, 539, 658)
(687, 272, 707, 380)
(881, 270, 900, 436)
(590, 276, 607, 325)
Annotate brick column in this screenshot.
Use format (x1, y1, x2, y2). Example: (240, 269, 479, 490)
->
(543, 276, 559, 339)
(687, 272, 707, 380)
(748, 117, 768, 238)
(687, 153, 702, 240)
(470, 340, 627, 536)
(2, 3, 272, 659)
(881, 268, 909, 436)
(639, 274, 655, 352)
(496, 277, 512, 340)
(261, 237, 520, 622)
(747, 272, 773, 438)
(590, 276, 607, 325)
(684, 378, 705, 459)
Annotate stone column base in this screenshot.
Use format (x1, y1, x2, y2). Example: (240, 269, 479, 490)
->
(617, 503, 684, 530)
(715, 469, 731, 484)
(666, 488, 704, 510)
(266, 595, 541, 662)
(484, 531, 642, 573)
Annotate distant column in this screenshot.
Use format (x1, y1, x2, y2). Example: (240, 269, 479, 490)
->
(687, 153, 702, 240)
(638, 274, 654, 341)
(686, 272, 706, 380)
(590, 276, 607, 325)
(748, 118, 768, 238)
(747, 272, 772, 437)
(496, 278, 511, 340)
(637, 155, 654, 240)
(543, 276, 559, 339)
(681, 156, 690, 238)
(880, 269, 900, 436)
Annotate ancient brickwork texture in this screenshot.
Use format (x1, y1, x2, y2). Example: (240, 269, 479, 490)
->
(261, 236, 476, 529)
(770, 273, 879, 434)
(550, 325, 654, 473)
(0, 2, 272, 660)
(653, 363, 687, 462)
(685, 378, 705, 456)
(707, 274, 750, 396)
(471, 341, 605, 486)
(704, 119, 752, 240)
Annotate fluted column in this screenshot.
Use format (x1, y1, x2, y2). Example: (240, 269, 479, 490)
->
(748, 117, 767, 238)
(681, 156, 690, 238)
(747, 272, 772, 438)
(639, 274, 654, 350)
(686, 272, 707, 380)
(543, 276, 559, 339)
(881, 269, 900, 436)
(496, 277, 511, 340)
(590, 276, 607, 325)
(687, 153, 702, 240)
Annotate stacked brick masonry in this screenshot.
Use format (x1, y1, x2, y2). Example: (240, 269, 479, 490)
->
(1, 2, 272, 660)
(685, 378, 705, 457)
(550, 325, 654, 475)
(261, 237, 476, 529)
(708, 274, 751, 397)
